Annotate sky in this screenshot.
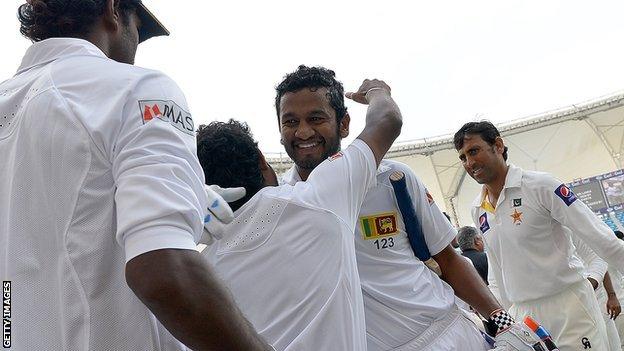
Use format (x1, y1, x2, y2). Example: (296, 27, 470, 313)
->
(2, 0, 624, 155)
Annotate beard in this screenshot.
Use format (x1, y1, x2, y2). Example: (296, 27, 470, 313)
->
(288, 129, 341, 171)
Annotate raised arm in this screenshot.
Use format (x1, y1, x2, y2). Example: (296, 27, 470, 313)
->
(346, 79, 402, 166)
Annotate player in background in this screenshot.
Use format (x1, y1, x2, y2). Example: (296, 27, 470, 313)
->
(277, 66, 541, 350)
(601, 272, 623, 351)
(455, 120, 624, 351)
(0, 1, 270, 350)
(197, 79, 402, 350)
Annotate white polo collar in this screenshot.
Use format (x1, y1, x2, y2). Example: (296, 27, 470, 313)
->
(17, 38, 107, 75)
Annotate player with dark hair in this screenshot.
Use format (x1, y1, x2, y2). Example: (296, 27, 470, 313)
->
(454, 120, 509, 161)
(455, 120, 624, 350)
(199, 78, 402, 350)
(1, 1, 270, 350)
(277, 66, 544, 350)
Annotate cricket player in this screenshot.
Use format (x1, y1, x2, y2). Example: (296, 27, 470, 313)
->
(277, 66, 544, 350)
(198, 78, 403, 350)
(0, 1, 270, 350)
(454, 120, 624, 351)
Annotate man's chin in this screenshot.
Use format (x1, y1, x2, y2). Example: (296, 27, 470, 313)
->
(294, 157, 324, 171)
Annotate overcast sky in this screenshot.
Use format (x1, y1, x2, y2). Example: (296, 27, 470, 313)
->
(2, 0, 624, 154)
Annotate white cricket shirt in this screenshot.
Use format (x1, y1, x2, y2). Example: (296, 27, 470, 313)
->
(471, 164, 624, 306)
(283, 159, 457, 349)
(0, 38, 207, 350)
(204, 139, 376, 351)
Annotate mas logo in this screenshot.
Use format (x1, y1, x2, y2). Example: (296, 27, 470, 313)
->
(139, 100, 194, 136)
(360, 212, 398, 239)
(554, 184, 577, 206)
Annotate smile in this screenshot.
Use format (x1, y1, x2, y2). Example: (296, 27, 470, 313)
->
(295, 141, 322, 149)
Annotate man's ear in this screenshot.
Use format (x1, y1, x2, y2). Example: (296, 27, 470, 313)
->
(494, 136, 505, 155)
(339, 113, 351, 139)
(102, 0, 121, 32)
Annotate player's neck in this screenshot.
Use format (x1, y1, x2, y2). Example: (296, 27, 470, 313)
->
(484, 164, 509, 206)
(296, 166, 312, 181)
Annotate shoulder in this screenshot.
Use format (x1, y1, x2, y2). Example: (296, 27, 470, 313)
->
(520, 169, 563, 193)
(51, 56, 181, 97)
(377, 159, 423, 184)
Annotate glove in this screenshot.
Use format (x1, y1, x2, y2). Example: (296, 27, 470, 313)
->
(487, 309, 548, 351)
(493, 323, 547, 351)
(200, 185, 246, 245)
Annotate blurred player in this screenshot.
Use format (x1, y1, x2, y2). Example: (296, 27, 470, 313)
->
(0, 1, 270, 350)
(455, 120, 624, 351)
(198, 79, 402, 350)
(277, 66, 542, 350)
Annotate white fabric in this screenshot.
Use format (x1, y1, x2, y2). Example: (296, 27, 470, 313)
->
(595, 278, 623, 351)
(366, 307, 489, 351)
(283, 159, 462, 349)
(578, 243, 620, 350)
(572, 235, 608, 285)
(471, 164, 624, 306)
(204, 139, 376, 351)
(0, 38, 208, 350)
(612, 268, 624, 350)
(509, 279, 608, 351)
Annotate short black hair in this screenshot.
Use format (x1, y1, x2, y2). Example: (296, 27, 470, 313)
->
(18, 0, 140, 42)
(453, 121, 508, 161)
(196, 120, 264, 212)
(275, 65, 347, 124)
(615, 230, 624, 240)
(457, 226, 479, 252)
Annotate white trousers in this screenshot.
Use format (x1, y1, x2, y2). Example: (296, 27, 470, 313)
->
(368, 306, 489, 351)
(615, 316, 624, 350)
(596, 286, 623, 351)
(509, 279, 608, 351)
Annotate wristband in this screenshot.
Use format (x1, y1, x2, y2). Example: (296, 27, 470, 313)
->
(488, 309, 515, 334)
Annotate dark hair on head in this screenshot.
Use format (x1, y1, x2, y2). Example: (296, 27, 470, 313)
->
(196, 119, 264, 212)
(615, 230, 624, 240)
(275, 65, 347, 124)
(457, 226, 479, 251)
(18, 0, 140, 42)
(453, 120, 508, 161)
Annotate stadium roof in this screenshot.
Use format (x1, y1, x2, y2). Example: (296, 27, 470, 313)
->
(268, 90, 624, 226)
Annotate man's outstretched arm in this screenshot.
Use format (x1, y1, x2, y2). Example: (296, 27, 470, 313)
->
(434, 245, 502, 317)
(126, 248, 272, 351)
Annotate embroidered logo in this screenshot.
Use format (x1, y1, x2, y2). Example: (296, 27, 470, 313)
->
(510, 209, 523, 225)
(479, 213, 490, 233)
(513, 198, 522, 207)
(554, 184, 577, 206)
(138, 100, 194, 136)
(581, 337, 591, 349)
(360, 212, 398, 239)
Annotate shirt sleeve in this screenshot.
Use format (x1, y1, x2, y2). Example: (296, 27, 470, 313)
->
(302, 139, 377, 231)
(112, 71, 208, 262)
(532, 174, 624, 273)
(572, 235, 608, 285)
(402, 165, 456, 255)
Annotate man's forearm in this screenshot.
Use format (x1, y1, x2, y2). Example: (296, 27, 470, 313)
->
(126, 249, 271, 351)
(434, 246, 501, 317)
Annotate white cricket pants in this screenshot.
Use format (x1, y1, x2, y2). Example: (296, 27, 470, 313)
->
(509, 279, 608, 351)
(367, 306, 490, 351)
